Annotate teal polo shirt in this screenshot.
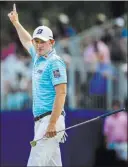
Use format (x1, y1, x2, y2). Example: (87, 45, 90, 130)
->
(29, 46, 67, 117)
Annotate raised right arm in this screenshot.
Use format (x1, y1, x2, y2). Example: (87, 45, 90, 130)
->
(8, 4, 33, 51)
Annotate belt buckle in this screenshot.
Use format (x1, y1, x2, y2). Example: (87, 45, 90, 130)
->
(39, 116, 41, 120)
(62, 111, 65, 117)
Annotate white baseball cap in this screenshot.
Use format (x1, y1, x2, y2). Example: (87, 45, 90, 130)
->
(32, 26, 53, 41)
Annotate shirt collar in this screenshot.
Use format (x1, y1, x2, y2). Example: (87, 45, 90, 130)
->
(39, 49, 56, 60)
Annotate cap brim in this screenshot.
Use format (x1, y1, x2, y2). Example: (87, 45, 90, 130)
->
(33, 35, 49, 41)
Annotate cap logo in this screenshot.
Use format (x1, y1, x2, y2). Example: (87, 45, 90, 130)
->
(37, 29, 43, 34)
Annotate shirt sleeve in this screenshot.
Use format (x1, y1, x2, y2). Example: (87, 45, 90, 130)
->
(28, 45, 36, 62)
(49, 59, 67, 86)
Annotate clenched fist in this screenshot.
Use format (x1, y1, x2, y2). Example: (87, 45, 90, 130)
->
(8, 4, 19, 25)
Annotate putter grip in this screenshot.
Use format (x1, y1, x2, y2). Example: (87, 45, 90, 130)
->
(100, 108, 125, 119)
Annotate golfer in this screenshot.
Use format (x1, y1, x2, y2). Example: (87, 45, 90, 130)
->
(8, 4, 67, 167)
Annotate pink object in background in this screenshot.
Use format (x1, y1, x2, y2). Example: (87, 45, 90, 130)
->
(83, 41, 110, 64)
(1, 43, 16, 60)
(104, 111, 128, 143)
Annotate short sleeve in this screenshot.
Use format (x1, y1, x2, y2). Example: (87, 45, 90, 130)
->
(28, 45, 36, 62)
(49, 59, 67, 86)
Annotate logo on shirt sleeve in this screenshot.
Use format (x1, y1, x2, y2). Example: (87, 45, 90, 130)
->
(53, 69, 61, 78)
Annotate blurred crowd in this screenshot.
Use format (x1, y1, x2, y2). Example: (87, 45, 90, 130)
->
(61, 15, 127, 110)
(1, 48, 32, 110)
(1, 13, 127, 111)
(79, 16, 127, 109)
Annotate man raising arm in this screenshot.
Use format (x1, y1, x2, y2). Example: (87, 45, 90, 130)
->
(8, 4, 32, 51)
(8, 4, 67, 167)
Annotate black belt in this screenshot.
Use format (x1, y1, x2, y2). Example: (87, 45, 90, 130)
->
(34, 111, 64, 122)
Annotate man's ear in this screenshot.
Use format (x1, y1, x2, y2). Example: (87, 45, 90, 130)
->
(50, 40, 55, 46)
(32, 39, 34, 44)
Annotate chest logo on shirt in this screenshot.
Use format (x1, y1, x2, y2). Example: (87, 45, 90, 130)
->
(53, 69, 61, 78)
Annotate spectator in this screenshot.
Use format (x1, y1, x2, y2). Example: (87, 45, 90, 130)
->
(1, 48, 32, 110)
(57, 13, 76, 39)
(104, 100, 128, 161)
(83, 40, 111, 72)
(120, 28, 127, 61)
(1, 42, 16, 60)
(84, 40, 113, 109)
(101, 17, 127, 63)
(95, 13, 107, 26)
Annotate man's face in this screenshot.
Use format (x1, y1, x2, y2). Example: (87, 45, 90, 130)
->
(113, 105, 120, 111)
(33, 38, 52, 56)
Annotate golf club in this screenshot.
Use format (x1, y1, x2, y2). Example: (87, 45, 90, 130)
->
(30, 108, 125, 147)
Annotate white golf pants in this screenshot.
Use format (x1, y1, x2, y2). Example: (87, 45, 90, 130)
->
(27, 115, 66, 167)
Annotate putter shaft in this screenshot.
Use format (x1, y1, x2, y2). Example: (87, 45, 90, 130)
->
(30, 108, 125, 145)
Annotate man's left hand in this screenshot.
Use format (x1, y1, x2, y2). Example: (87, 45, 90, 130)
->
(45, 123, 57, 138)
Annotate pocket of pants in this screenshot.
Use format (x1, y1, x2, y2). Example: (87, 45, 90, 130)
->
(34, 119, 49, 141)
(34, 115, 66, 143)
(55, 116, 66, 143)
